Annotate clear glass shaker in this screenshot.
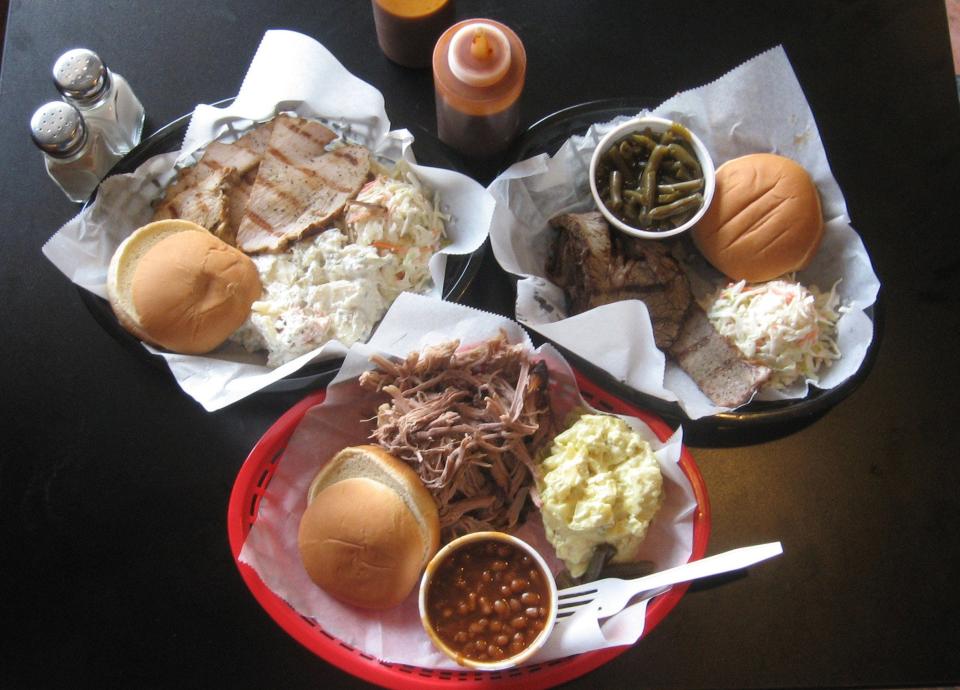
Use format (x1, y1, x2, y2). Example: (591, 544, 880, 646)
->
(30, 101, 120, 203)
(52, 48, 145, 156)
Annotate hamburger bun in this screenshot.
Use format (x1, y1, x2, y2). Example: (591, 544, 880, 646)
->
(298, 445, 440, 610)
(692, 153, 823, 282)
(107, 219, 261, 354)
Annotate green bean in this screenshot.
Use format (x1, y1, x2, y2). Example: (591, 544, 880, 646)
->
(664, 161, 683, 177)
(629, 133, 658, 150)
(659, 178, 704, 194)
(605, 145, 633, 181)
(673, 164, 692, 181)
(594, 123, 707, 231)
(609, 169, 623, 211)
(667, 143, 701, 176)
(638, 144, 667, 210)
(647, 193, 704, 220)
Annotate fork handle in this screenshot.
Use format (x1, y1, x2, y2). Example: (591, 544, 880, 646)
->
(622, 541, 784, 596)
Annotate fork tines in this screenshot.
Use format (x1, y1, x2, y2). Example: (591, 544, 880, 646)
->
(555, 587, 599, 619)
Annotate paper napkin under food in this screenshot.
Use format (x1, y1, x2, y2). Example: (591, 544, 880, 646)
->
(487, 45, 881, 419)
(238, 293, 699, 667)
(42, 30, 493, 411)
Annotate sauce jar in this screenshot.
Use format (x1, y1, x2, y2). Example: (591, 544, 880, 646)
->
(432, 18, 526, 159)
(372, 0, 456, 68)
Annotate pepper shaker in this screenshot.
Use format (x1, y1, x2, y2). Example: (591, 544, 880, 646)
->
(30, 101, 120, 203)
(53, 48, 145, 156)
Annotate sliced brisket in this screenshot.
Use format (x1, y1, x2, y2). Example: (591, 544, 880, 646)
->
(547, 211, 692, 349)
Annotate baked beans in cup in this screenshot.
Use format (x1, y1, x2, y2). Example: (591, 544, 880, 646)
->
(419, 531, 558, 670)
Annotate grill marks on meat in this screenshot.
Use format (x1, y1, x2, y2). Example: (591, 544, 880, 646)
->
(669, 305, 771, 408)
(152, 115, 372, 254)
(547, 212, 692, 349)
(236, 118, 369, 253)
(359, 333, 554, 542)
(152, 167, 238, 245)
(153, 121, 278, 241)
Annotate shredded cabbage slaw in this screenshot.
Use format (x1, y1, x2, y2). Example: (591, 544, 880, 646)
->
(705, 278, 846, 389)
(233, 160, 448, 367)
(346, 159, 448, 301)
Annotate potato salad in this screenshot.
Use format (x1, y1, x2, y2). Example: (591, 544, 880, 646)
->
(537, 413, 664, 578)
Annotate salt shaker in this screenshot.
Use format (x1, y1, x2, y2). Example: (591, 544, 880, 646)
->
(52, 48, 145, 156)
(30, 101, 120, 203)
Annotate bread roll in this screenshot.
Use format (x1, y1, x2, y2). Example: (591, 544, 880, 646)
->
(692, 153, 823, 282)
(298, 445, 440, 610)
(107, 219, 261, 354)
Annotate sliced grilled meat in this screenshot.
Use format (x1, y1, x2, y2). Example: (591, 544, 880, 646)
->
(152, 167, 237, 244)
(547, 211, 692, 349)
(236, 116, 369, 253)
(669, 305, 772, 407)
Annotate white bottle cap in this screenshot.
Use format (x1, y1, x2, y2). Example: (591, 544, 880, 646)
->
(448, 22, 511, 88)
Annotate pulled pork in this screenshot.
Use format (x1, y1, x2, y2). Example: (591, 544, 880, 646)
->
(359, 332, 553, 542)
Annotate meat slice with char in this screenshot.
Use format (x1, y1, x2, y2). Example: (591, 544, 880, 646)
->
(202, 119, 275, 176)
(152, 119, 278, 246)
(152, 167, 238, 244)
(236, 116, 370, 253)
(669, 305, 772, 408)
(547, 211, 692, 349)
(157, 119, 275, 203)
(546, 210, 771, 408)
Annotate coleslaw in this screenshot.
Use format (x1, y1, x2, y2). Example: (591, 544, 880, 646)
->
(232, 160, 448, 366)
(346, 159, 448, 301)
(704, 278, 846, 389)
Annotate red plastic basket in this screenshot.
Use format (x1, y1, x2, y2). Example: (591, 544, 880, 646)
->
(227, 369, 711, 689)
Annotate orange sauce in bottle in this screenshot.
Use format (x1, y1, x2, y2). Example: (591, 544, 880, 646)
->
(372, 0, 456, 68)
(432, 18, 526, 158)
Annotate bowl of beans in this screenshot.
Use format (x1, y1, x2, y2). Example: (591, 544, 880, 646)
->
(589, 115, 716, 239)
(418, 531, 558, 670)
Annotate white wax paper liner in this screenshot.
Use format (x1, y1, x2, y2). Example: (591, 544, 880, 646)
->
(41, 30, 493, 411)
(487, 45, 881, 420)
(238, 293, 698, 667)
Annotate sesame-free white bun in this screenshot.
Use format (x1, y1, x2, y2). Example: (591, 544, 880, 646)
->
(106, 219, 261, 354)
(692, 153, 824, 282)
(298, 445, 441, 610)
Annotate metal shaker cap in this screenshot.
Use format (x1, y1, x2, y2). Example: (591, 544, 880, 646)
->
(30, 101, 87, 157)
(53, 48, 112, 103)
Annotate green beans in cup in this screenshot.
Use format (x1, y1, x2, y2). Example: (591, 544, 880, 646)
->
(589, 116, 716, 239)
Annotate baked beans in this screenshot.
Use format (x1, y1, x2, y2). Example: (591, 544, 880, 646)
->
(425, 538, 552, 663)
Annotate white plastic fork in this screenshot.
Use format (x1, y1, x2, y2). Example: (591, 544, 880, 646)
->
(556, 542, 783, 621)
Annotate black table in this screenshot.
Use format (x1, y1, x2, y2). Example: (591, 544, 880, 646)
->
(3, 1, 959, 688)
